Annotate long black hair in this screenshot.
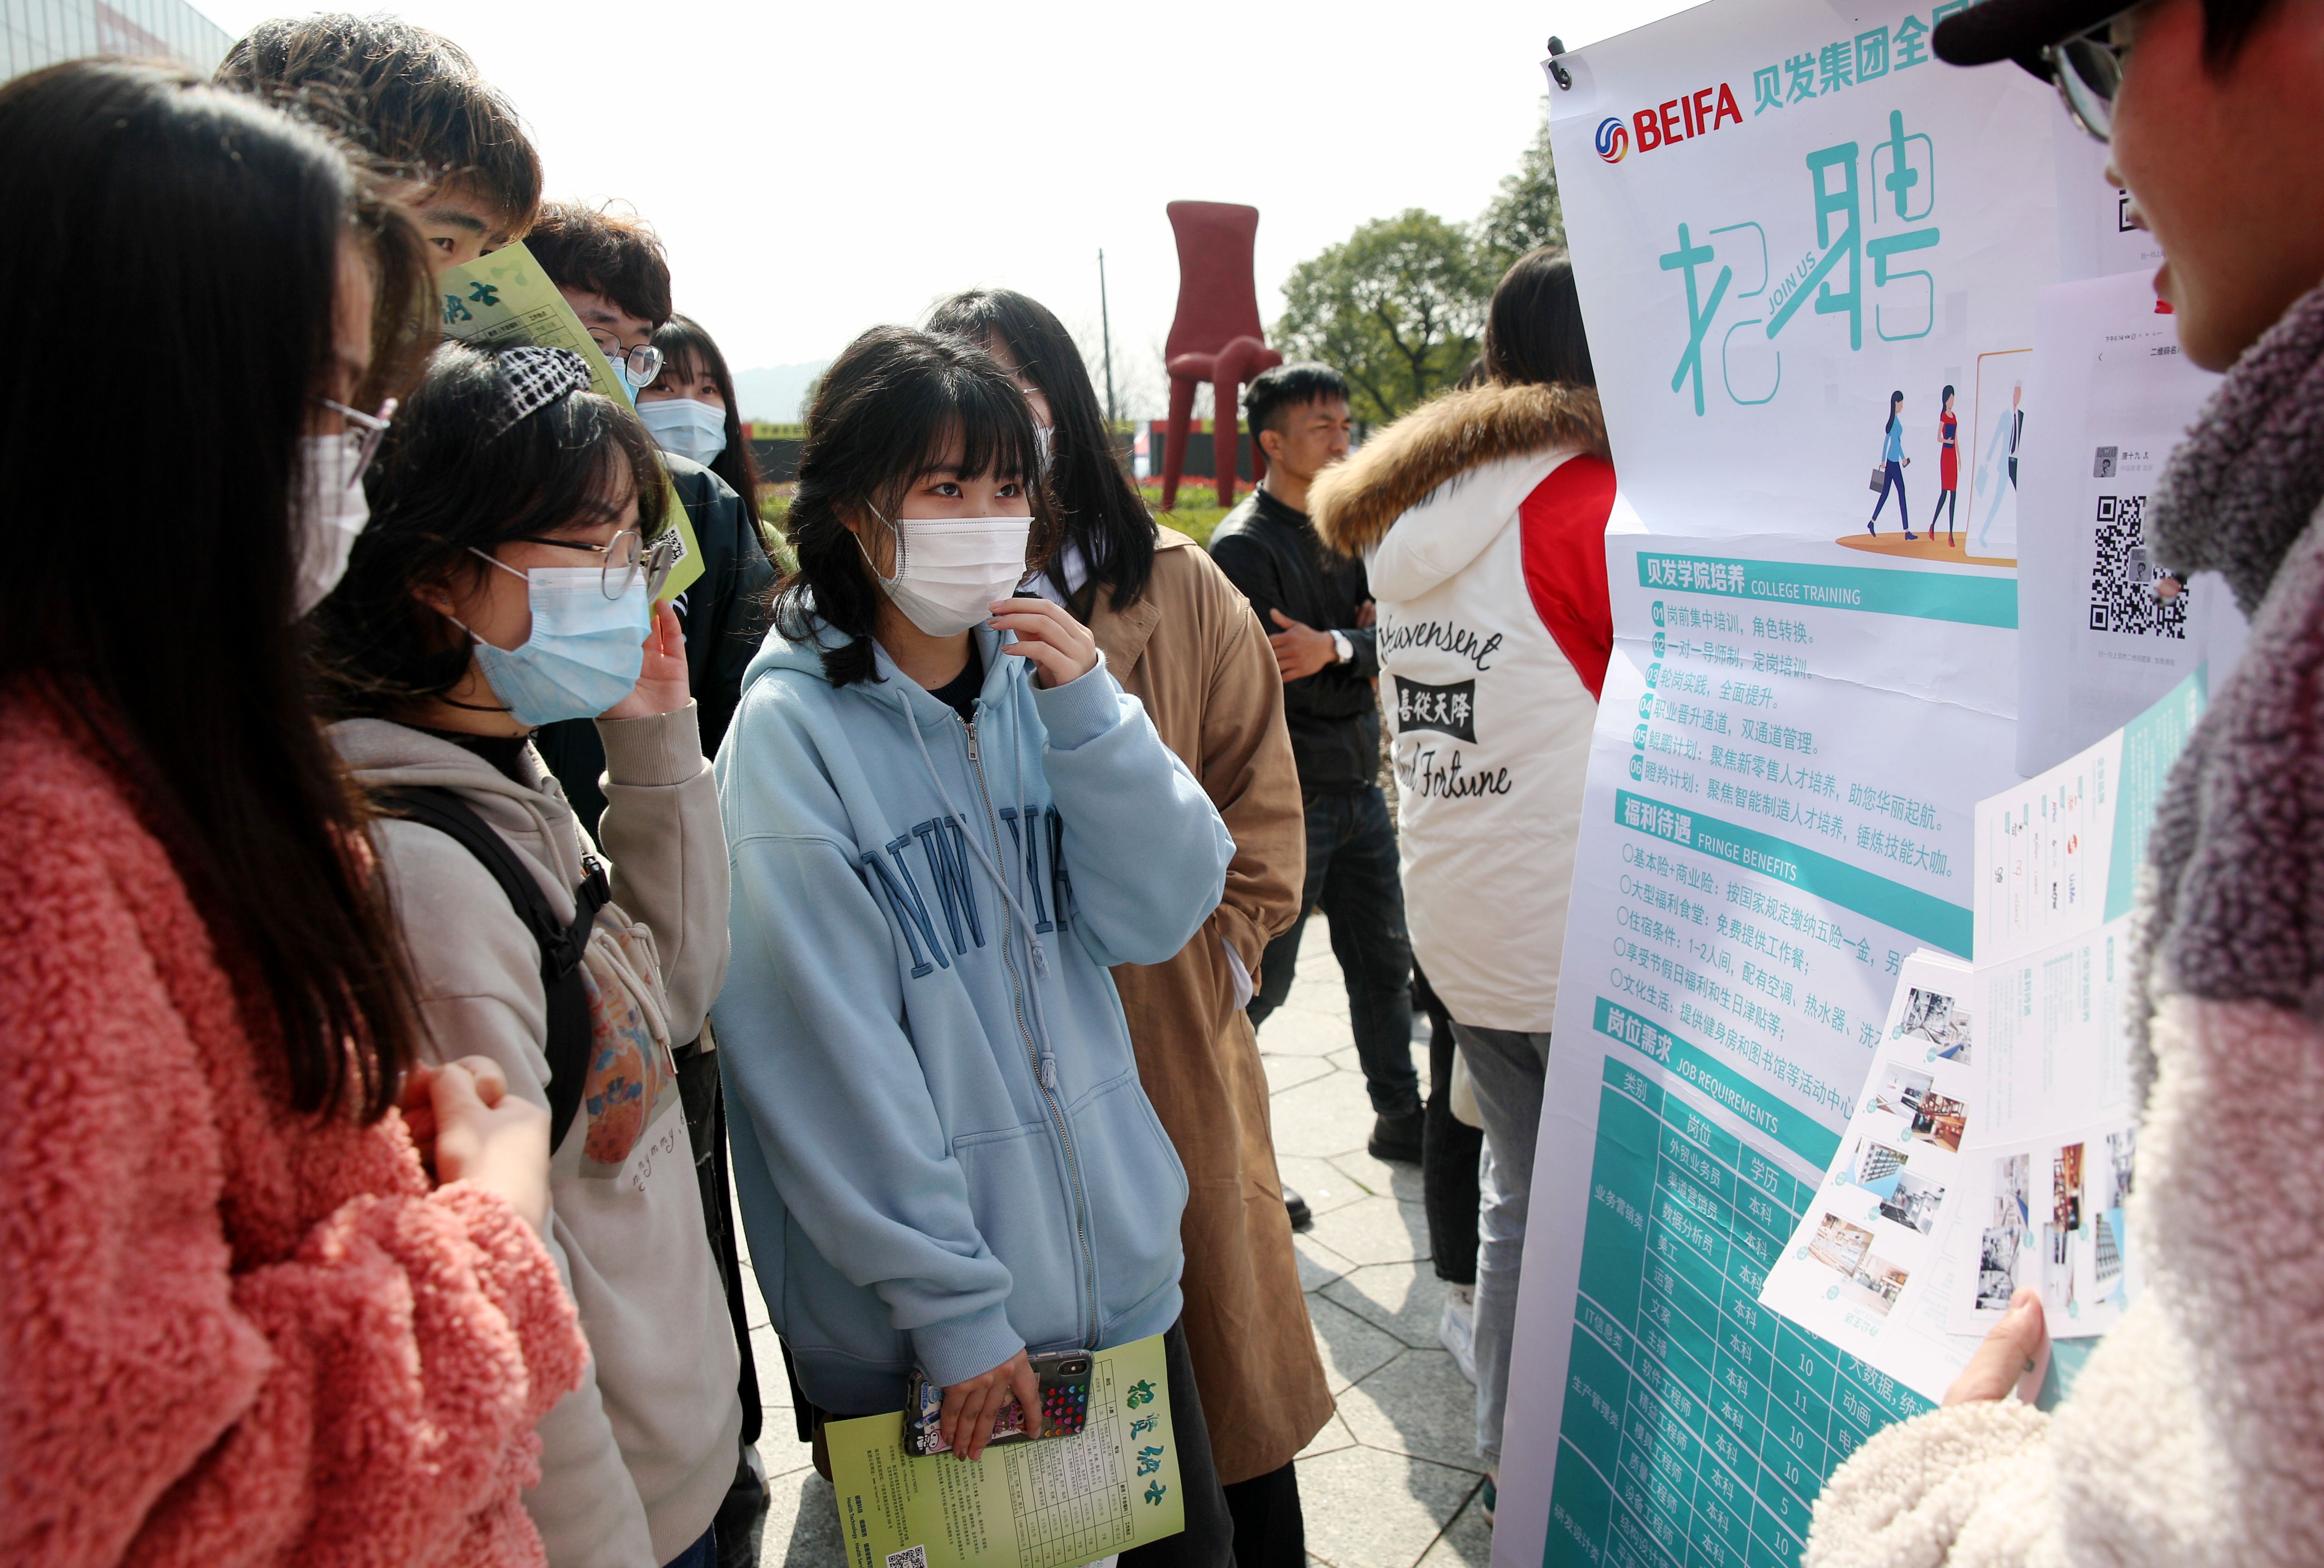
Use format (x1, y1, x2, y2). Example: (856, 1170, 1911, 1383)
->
(927, 289, 1153, 616)
(313, 343, 670, 716)
(1887, 389, 1904, 433)
(651, 312, 764, 515)
(773, 326, 1055, 687)
(0, 61, 435, 1121)
(1484, 246, 1596, 388)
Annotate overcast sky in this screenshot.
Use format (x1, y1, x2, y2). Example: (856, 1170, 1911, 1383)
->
(199, 0, 1696, 416)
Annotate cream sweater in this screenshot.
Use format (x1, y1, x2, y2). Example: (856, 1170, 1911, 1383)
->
(1806, 283, 2324, 1568)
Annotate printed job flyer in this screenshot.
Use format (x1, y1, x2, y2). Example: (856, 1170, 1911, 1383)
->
(822, 1335, 1184, 1568)
(1491, 3, 2077, 1566)
(1942, 670, 2205, 1338)
(2013, 270, 2241, 776)
(1756, 951, 1985, 1402)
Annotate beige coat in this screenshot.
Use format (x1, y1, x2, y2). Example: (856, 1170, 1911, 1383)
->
(1090, 528, 1333, 1483)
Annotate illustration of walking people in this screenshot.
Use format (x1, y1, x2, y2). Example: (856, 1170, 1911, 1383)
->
(1934, 385, 1960, 546)
(1976, 381, 2023, 550)
(1869, 389, 1916, 539)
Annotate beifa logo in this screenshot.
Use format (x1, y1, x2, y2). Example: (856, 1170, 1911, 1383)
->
(1607, 82, 1744, 163)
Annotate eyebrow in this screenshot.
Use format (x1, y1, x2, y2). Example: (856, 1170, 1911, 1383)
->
(419, 205, 489, 236)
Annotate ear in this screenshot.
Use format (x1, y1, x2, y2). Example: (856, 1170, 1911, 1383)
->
(1257, 425, 1284, 464)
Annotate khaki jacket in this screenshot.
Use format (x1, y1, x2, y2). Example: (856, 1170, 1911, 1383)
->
(1088, 527, 1333, 1483)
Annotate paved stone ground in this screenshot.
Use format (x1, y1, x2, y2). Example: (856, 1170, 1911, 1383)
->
(740, 919, 1492, 1568)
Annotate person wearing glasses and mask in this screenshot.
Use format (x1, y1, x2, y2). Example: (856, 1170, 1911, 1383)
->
(311, 343, 738, 1568)
(1805, 0, 2324, 1563)
(520, 203, 777, 1567)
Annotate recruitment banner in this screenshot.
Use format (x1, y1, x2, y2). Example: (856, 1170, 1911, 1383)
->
(1493, 5, 2089, 1566)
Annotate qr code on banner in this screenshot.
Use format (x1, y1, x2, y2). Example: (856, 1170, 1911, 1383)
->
(2089, 495, 2189, 638)
(886, 1548, 928, 1568)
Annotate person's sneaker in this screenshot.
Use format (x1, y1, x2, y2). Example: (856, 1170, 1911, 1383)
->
(1439, 1283, 1478, 1383)
(1284, 1185, 1313, 1231)
(1368, 1108, 1424, 1163)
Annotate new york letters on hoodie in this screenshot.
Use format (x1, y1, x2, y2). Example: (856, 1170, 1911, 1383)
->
(711, 620, 1235, 1418)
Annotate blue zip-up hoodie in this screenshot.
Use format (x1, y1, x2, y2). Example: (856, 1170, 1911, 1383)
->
(711, 616, 1234, 1416)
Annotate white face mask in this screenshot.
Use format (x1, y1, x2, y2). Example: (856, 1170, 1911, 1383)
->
(292, 434, 371, 617)
(638, 396, 729, 466)
(859, 506, 1033, 637)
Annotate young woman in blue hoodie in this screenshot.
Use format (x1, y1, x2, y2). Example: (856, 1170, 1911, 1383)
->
(712, 328, 1238, 1562)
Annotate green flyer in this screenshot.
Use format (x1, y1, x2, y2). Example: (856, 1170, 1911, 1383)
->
(824, 1335, 1186, 1568)
(433, 243, 702, 605)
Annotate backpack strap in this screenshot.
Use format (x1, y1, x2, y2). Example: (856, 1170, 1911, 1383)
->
(375, 785, 611, 1153)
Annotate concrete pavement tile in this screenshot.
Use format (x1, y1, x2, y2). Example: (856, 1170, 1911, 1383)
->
(760, 1468, 845, 1566)
(1255, 1004, 1355, 1058)
(1264, 1053, 1336, 1094)
(1306, 1293, 1407, 1393)
(751, 1323, 795, 1414)
(1335, 1349, 1484, 1473)
(1329, 1148, 1428, 1203)
(1325, 1045, 1363, 1075)
(742, 1260, 771, 1330)
(1296, 1410, 1360, 1461)
(1320, 1262, 1451, 1349)
(1277, 1155, 1369, 1218)
(1269, 1069, 1379, 1160)
(1297, 1444, 1483, 1568)
(1294, 1230, 1359, 1292)
(1303, 1194, 1431, 1268)
(1415, 1486, 1494, 1568)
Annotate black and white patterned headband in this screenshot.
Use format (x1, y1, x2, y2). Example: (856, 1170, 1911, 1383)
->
(486, 346, 595, 438)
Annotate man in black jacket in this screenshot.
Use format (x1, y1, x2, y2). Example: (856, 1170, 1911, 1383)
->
(1209, 364, 1422, 1162)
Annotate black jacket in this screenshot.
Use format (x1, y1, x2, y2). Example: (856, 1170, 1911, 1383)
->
(537, 453, 774, 830)
(1207, 486, 1380, 793)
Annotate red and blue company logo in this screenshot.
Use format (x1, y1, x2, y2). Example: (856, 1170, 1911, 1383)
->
(1605, 83, 1745, 162)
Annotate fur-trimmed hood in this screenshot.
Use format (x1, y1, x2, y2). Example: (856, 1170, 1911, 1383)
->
(1309, 380, 1608, 557)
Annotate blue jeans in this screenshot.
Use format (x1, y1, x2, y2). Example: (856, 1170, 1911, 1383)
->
(663, 1525, 716, 1568)
(1246, 785, 1420, 1117)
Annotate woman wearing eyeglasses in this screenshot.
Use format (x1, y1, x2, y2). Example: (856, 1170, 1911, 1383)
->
(1807, 0, 2324, 1564)
(310, 342, 740, 1568)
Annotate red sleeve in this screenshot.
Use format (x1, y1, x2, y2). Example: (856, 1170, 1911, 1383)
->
(1519, 454, 1617, 700)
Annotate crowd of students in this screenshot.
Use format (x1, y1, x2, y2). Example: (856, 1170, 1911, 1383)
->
(6, 0, 2324, 1564)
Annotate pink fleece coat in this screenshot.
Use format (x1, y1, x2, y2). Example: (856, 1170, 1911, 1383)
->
(0, 693, 588, 1568)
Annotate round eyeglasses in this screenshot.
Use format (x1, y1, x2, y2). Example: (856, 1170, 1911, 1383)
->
(2045, 13, 2128, 144)
(511, 526, 685, 600)
(592, 336, 665, 389)
(314, 394, 397, 484)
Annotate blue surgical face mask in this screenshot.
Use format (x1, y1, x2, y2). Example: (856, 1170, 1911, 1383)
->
(637, 396, 728, 466)
(602, 350, 642, 406)
(455, 552, 649, 727)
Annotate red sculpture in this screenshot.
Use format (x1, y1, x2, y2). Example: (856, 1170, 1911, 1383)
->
(1160, 201, 1282, 510)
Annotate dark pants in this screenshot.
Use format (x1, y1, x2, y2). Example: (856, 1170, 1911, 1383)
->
(1934, 487, 1958, 534)
(662, 1524, 716, 1568)
(1416, 967, 1481, 1286)
(1221, 1462, 1304, 1568)
(1245, 785, 1420, 1117)
(675, 1044, 768, 1568)
(1870, 459, 1911, 531)
(1116, 1319, 1237, 1568)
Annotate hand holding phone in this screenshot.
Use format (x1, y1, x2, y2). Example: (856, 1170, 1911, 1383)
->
(942, 1351, 1041, 1462)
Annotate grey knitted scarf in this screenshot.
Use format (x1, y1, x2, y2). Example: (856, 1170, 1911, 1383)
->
(2128, 281, 2324, 1098)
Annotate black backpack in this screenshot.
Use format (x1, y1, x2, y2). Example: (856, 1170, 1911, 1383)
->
(375, 786, 610, 1152)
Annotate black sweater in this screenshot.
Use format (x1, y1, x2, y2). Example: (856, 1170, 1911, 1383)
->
(1207, 486, 1380, 793)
